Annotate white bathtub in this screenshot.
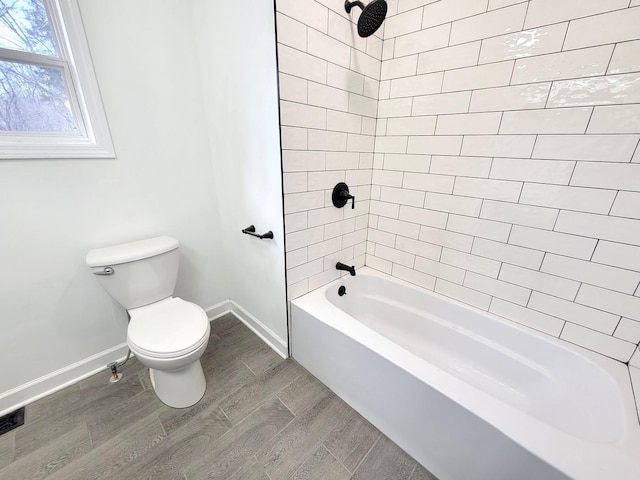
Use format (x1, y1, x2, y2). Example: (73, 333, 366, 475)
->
(291, 268, 640, 480)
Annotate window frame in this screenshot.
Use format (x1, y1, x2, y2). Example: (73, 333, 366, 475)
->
(0, 0, 114, 159)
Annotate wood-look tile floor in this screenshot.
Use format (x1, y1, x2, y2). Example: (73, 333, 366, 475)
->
(0, 314, 438, 480)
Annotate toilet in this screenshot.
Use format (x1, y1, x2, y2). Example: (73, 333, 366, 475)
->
(86, 236, 210, 408)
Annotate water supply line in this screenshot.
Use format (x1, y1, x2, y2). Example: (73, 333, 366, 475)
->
(107, 311, 132, 383)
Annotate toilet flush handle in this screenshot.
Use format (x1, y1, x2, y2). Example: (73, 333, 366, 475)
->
(93, 267, 114, 276)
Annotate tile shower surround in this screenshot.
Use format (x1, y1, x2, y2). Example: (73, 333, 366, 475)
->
(276, 0, 640, 365)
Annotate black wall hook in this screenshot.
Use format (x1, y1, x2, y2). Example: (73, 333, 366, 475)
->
(332, 182, 355, 209)
(242, 225, 274, 240)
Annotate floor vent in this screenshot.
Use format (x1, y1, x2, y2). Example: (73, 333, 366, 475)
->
(0, 407, 25, 436)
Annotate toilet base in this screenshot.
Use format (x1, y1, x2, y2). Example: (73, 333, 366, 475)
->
(149, 360, 206, 408)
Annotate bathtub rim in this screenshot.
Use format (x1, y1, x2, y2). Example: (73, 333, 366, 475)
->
(291, 267, 640, 480)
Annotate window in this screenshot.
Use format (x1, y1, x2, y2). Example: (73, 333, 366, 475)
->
(0, 0, 114, 158)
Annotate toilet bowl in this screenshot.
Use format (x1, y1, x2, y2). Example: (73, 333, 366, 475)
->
(86, 236, 211, 408)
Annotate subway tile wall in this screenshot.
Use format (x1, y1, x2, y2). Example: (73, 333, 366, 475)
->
(277, 0, 640, 364)
(370, 0, 640, 363)
(276, 0, 380, 299)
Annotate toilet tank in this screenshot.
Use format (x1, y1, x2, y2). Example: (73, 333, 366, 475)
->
(86, 236, 180, 310)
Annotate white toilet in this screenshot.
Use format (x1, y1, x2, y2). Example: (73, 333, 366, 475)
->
(86, 236, 210, 408)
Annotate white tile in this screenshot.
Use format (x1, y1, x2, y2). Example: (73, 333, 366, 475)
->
(421, 0, 488, 29)
(367, 35, 383, 60)
(542, 254, 640, 295)
(614, 318, 640, 344)
(280, 101, 327, 129)
(391, 264, 436, 290)
(435, 112, 502, 135)
(488, 0, 526, 8)
(284, 190, 325, 214)
(327, 110, 362, 134)
(308, 206, 343, 228)
(450, 3, 528, 45)
(413, 91, 472, 115)
(430, 155, 492, 178)
(361, 117, 376, 135)
(325, 217, 356, 239)
(577, 284, 640, 322)
(415, 256, 466, 284)
(386, 116, 437, 136)
(399, 203, 450, 227)
(436, 279, 492, 310)
(465, 271, 531, 305)
(383, 8, 423, 39)
(278, 44, 328, 83)
(408, 136, 463, 155)
(570, 162, 640, 191)
(499, 264, 580, 300)
(519, 183, 616, 215)
(446, 214, 511, 242)
(442, 61, 514, 93)
(425, 192, 482, 216)
(470, 83, 551, 112)
(394, 23, 451, 57)
(608, 40, 640, 75)
(489, 298, 564, 336)
(347, 134, 375, 152)
(592, 241, 640, 273)
(441, 249, 502, 278)
(327, 63, 364, 95)
(378, 98, 414, 118)
(523, 0, 629, 29)
(276, 13, 307, 51)
(511, 45, 613, 84)
(509, 225, 596, 260)
(325, 151, 359, 170)
(453, 177, 522, 202)
(307, 237, 342, 261)
(461, 135, 536, 158)
(380, 185, 425, 207)
(367, 254, 393, 274)
(554, 211, 640, 247)
(560, 323, 636, 362)
(285, 212, 307, 233)
(375, 244, 415, 267)
(547, 72, 640, 108)
(279, 73, 307, 103)
(371, 200, 400, 219)
(587, 105, 640, 134)
(308, 82, 350, 111)
(490, 158, 575, 184)
(563, 6, 640, 51)
(369, 227, 397, 246)
(395, 235, 442, 260)
(390, 72, 443, 98)
(382, 37, 395, 61)
(277, 0, 329, 33)
(287, 247, 308, 269)
(529, 292, 620, 334)
(417, 42, 481, 75)
(286, 226, 324, 251)
(397, 0, 439, 14)
(308, 130, 347, 151)
(327, 10, 366, 52)
(345, 169, 373, 186)
(480, 200, 558, 229)
(349, 93, 378, 117)
(351, 49, 382, 80)
(374, 135, 408, 153)
(403, 173, 454, 194)
(533, 135, 639, 162)
(363, 77, 380, 98)
(379, 80, 391, 100)
(611, 191, 640, 220)
(419, 225, 474, 252)
(287, 278, 308, 299)
(283, 172, 307, 194)
(383, 153, 431, 172)
(308, 268, 341, 291)
(472, 238, 544, 269)
(630, 348, 640, 369)
(499, 107, 592, 135)
(378, 216, 421, 238)
(478, 24, 567, 64)
(380, 55, 418, 80)
(281, 126, 307, 150)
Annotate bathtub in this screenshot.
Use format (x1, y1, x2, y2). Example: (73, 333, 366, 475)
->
(290, 268, 640, 480)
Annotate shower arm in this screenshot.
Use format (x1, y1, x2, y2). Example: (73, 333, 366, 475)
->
(345, 0, 366, 13)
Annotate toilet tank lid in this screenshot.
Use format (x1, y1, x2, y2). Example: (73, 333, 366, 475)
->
(86, 236, 179, 267)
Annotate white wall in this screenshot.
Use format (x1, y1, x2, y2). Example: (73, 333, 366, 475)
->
(0, 0, 287, 412)
(190, 0, 288, 348)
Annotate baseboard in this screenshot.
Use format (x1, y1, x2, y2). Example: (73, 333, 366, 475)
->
(0, 299, 288, 417)
(0, 343, 129, 417)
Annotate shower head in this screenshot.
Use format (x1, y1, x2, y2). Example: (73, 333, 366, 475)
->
(345, 0, 388, 38)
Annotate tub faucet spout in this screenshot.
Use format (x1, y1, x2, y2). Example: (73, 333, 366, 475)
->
(336, 262, 356, 276)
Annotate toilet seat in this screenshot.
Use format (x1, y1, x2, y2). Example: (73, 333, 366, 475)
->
(127, 297, 210, 358)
